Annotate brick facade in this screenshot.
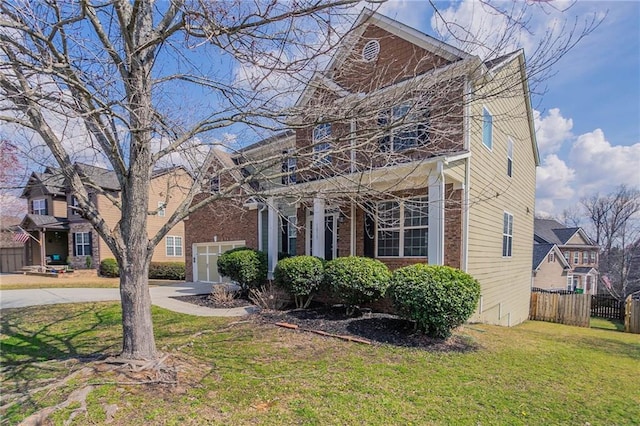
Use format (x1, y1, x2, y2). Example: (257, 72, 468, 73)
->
(184, 194, 258, 282)
(67, 222, 100, 270)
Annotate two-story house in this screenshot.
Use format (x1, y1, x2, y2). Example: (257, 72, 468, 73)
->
(532, 218, 599, 294)
(185, 11, 539, 327)
(19, 163, 192, 270)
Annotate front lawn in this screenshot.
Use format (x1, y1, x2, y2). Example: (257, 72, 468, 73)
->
(1, 303, 639, 425)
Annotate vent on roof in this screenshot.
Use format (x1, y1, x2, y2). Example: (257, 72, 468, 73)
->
(362, 40, 380, 62)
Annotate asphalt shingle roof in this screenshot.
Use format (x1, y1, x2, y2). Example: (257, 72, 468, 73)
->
(22, 214, 69, 230)
(533, 243, 554, 270)
(534, 218, 582, 245)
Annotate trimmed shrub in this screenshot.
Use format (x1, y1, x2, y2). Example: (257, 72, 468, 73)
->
(389, 264, 480, 339)
(148, 262, 185, 280)
(100, 258, 119, 277)
(217, 248, 267, 292)
(274, 256, 324, 308)
(217, 246, 251, 278)
(324, 256, 391, 315)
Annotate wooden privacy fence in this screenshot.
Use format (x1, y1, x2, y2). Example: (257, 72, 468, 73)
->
(529, 292, 591, 327)
(625, 297, 640, 334)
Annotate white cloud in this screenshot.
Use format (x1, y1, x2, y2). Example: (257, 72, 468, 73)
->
(534, 108, 640, 217)
(570, 129, 640, 195)
(536, 153, 575, 216)
(534, 108, 573, 156)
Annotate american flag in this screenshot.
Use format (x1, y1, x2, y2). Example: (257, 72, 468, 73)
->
(12, 229, 31, 244)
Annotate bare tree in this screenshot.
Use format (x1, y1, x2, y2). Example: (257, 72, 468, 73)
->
(581, 185, 640, 300)
(0, 139, 27, 218)
(0, 1, 600, 361)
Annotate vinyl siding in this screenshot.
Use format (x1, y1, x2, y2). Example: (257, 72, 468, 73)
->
(466, 58, 536, 326)
(533, 256, 568, 290)
(95, 169, 192, 263)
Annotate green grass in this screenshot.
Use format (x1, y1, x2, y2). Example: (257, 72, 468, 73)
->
(2, 303, 639, 425)
(590, 317, 625, 331)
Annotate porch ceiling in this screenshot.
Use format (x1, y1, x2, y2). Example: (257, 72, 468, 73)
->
(267, 151, 469, 197)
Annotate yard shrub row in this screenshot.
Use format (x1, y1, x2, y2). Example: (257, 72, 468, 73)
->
(217, 247, 268, 293)
(99, 259, 186, 280)
(272, 255, 481, 339)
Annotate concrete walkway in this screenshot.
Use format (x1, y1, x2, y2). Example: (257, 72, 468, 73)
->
(0, 281, 258, 317)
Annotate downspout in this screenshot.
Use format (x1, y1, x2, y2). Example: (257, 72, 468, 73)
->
(350, 119, 357, 174)
(462, 156, 470, 272)
(350, 119, 357, 256)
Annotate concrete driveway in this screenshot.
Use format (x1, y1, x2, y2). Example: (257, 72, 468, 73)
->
(0, 281, 257, 317)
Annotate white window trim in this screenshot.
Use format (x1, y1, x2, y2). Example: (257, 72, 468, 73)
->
(287, 215, 297, 256)
(502, 211, 513, 258)
(379, 101, 429, 153)
(313, 123, 332, 165)
(482, 106, 493, 151)
(71, 196, 80, 216)
(507, 137, 513, 177)
(157, 201, 166, 217)
(166, 235, 183, 257)
(375, 197, 429, 258)
(33, 198, 46, 215)
(74, 232, 91, 257)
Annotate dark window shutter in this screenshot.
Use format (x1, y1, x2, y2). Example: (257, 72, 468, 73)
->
(44, 199, 49, 215)
(73, 233, 77, 256)
(88, 232, 92, 253)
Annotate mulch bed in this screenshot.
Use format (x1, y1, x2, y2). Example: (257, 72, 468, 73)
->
(171, 294, 253, 309)
(175, 294, 478, 352)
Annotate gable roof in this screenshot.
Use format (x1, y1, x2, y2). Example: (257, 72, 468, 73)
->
(20, 171, 66, 198)
(533, 243, 571, 271)
(534, 218, 593, 245)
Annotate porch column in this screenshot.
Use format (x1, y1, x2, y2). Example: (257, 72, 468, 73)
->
(267, 197, 279, 279)
(312, 197, 325, 259)
(428, 164, 444, 265)
(39, 229, 46, 270)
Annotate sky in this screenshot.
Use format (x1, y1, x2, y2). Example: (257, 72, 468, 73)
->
(377, 0, 640, 219)
(2, 1, 639, 221)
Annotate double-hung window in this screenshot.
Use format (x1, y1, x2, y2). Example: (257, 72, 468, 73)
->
(379, 102, 429, 152)
(32, 199, 46, 215)
(282, 150, 297, 185)
(209, 175, 220, 193)
(71, 196, 80, 216)
(313, 123, 331, 165)
(74, 232, 91, 256)
(590, 251, 597, 264)
(507, 138, 513, 177)
(573, 251, 579, 265)
(482, 107, 493, 149)
(157, 201, 166, 217)
(377, 196, 428, 257)
(502, 212, 513, 257)
(166, 236, 183, 257)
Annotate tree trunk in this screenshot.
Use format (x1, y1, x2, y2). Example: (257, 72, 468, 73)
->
(119, 250, 156, 360)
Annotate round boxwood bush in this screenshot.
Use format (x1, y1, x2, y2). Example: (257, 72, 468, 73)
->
(100, 258, 119, 277)
(274, 256, 324, 308)
(389, 264, 481, 339)
(324, 256, 391, 315)
(217, 248, 267, 292)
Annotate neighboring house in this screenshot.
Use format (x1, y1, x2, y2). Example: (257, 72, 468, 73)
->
(532, 218, 599, 294)
(0, 216, 26, 272)
(185, 11, 539, 326)
(19, 163, 192, 270)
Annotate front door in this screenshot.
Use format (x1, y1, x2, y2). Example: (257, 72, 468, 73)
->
(307, 214, 337, 260)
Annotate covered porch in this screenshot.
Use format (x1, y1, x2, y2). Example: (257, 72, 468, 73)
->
(20, 214, 70, 269)
(260, 155, 469, 278)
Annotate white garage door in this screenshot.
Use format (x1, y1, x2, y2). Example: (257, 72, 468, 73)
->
(193, 241, 245, 283)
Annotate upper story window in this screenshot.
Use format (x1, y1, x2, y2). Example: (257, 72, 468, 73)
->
(209, 175, 220, 193)
(71, 196, 80, 216)
(502, 212, 513, 257)
(507, 138, 513, 177)
(32, 199, 47, 215)
(548, 252, 555, 262)
(590, 251, 597, 263)
(313, 123, 332, 165)
(482, 107, 493, 150)
(282, 150, 297, 185)
(379, 103, 429, 152)
(377, 196, 428, 257)
(564, 251, 570, 261)
(158, 201, 166, 217)
(573, 251, 579, 264)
